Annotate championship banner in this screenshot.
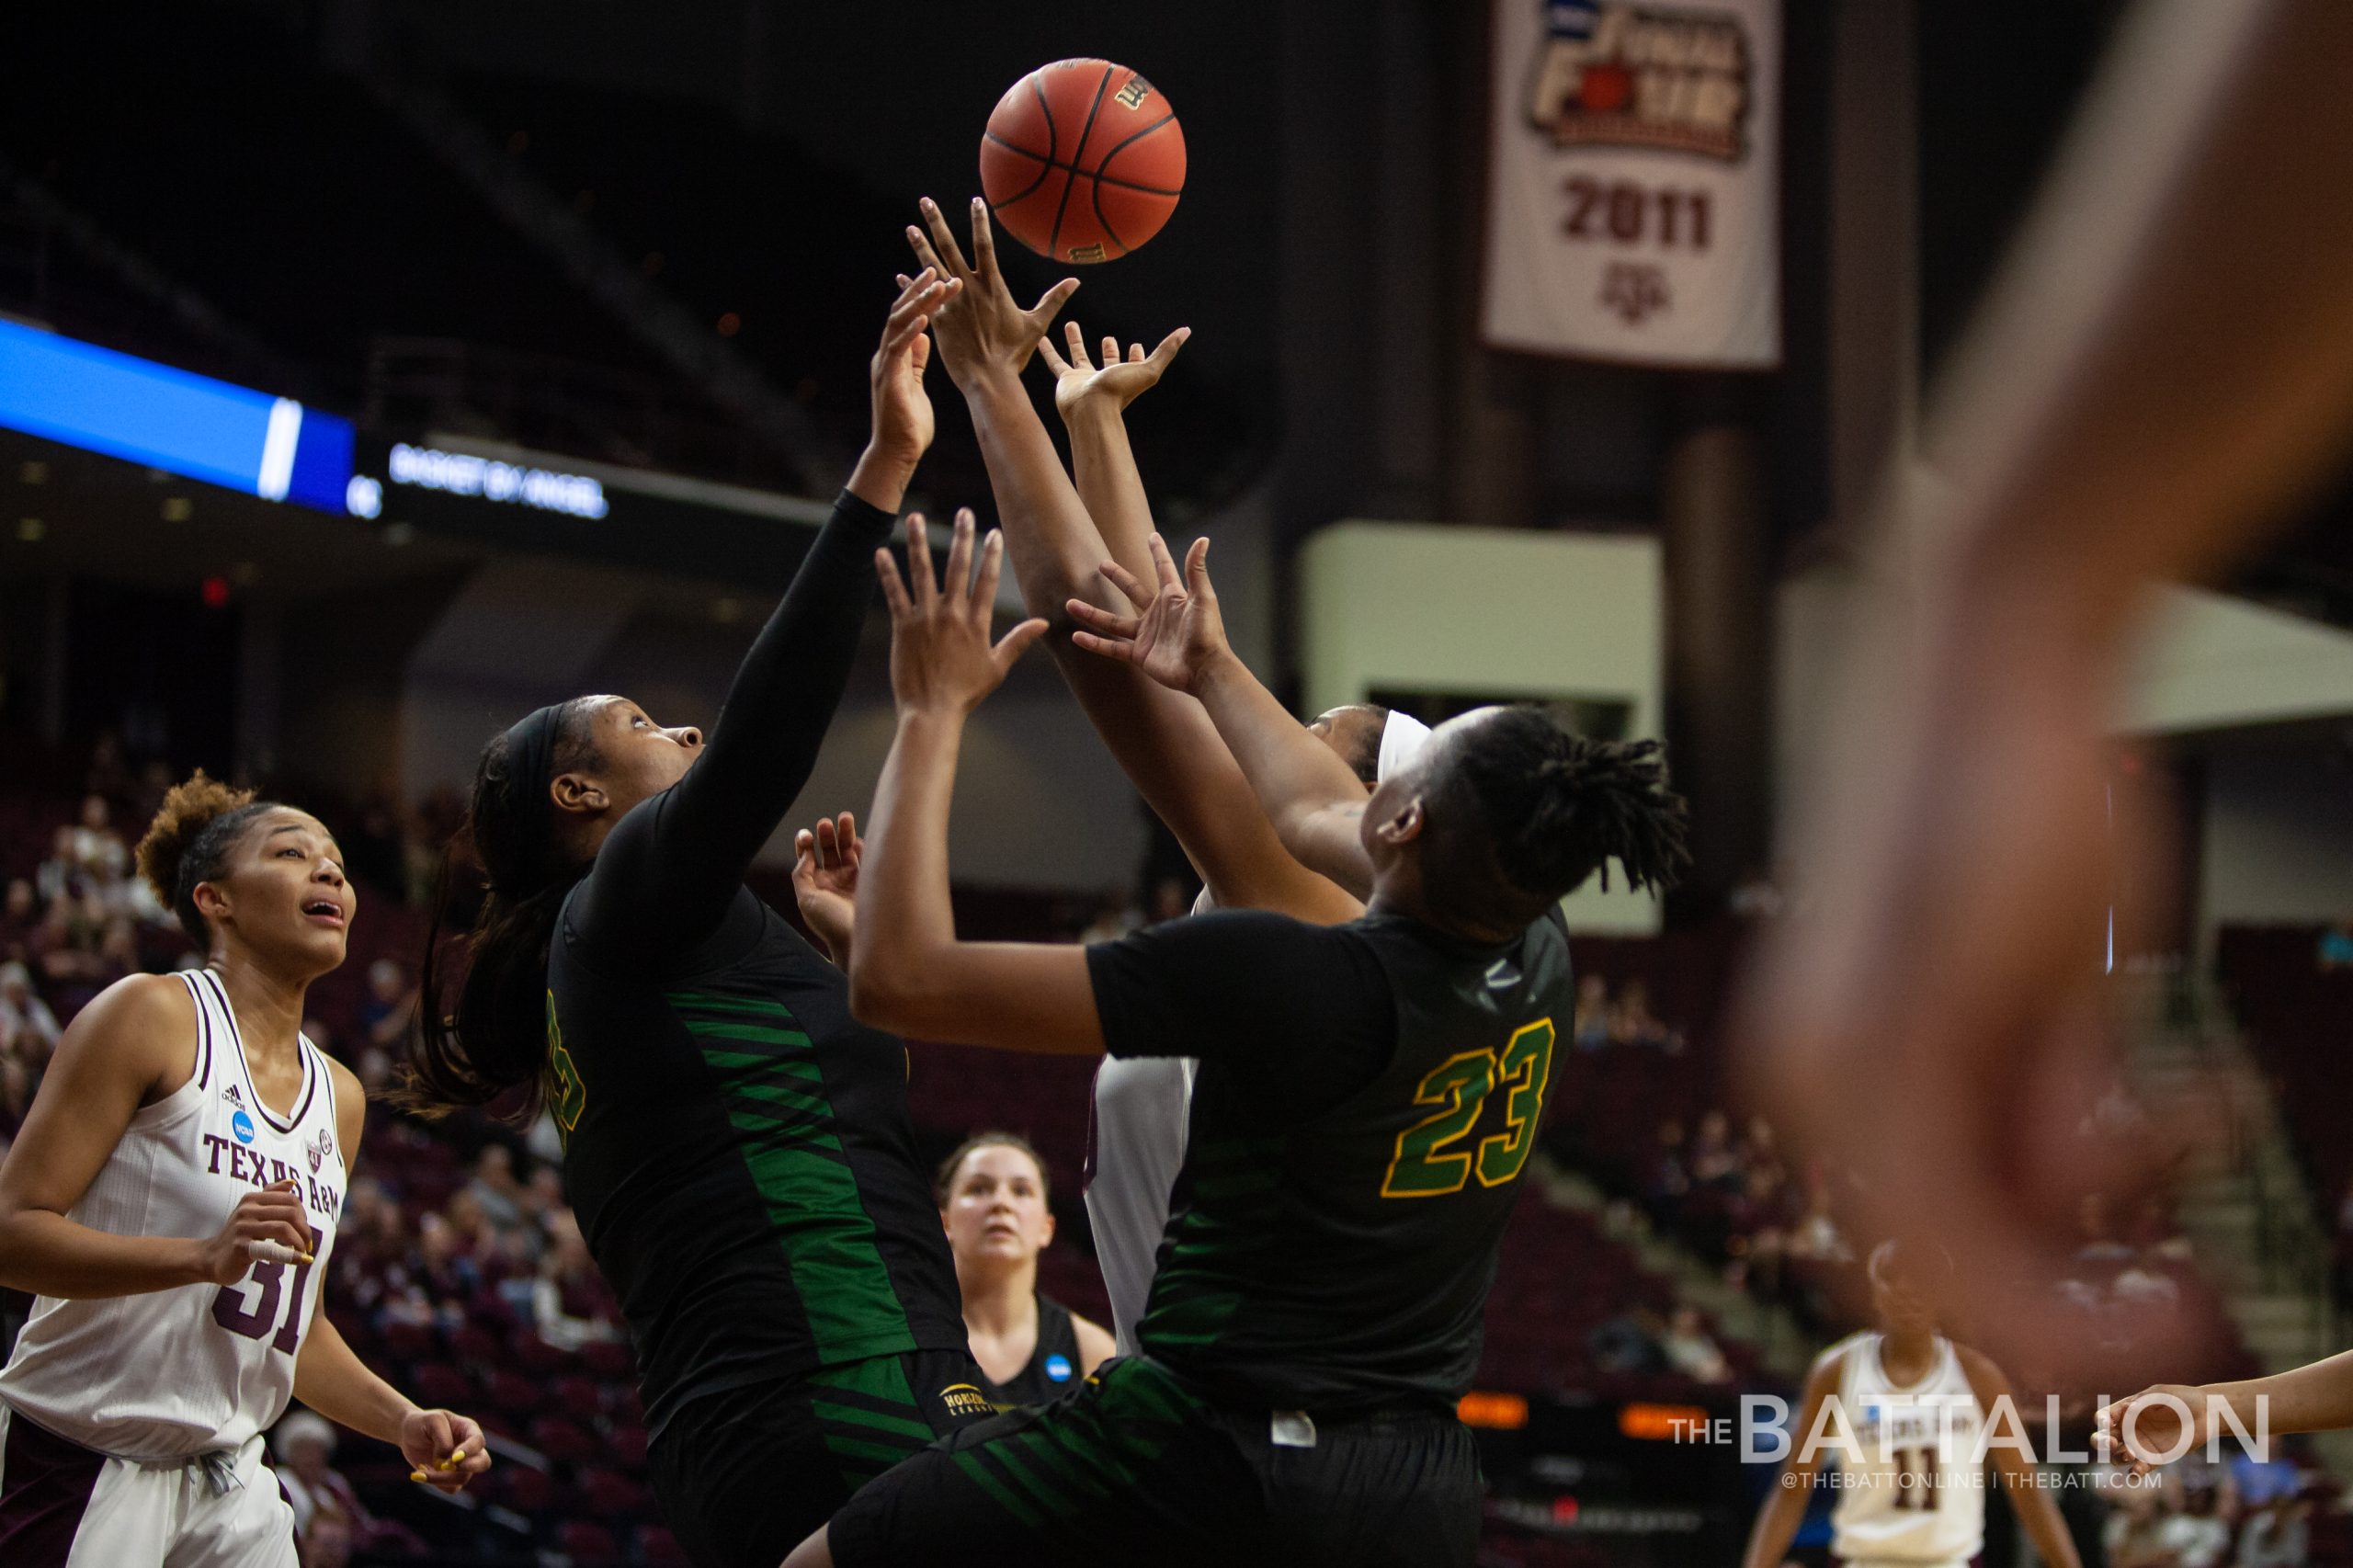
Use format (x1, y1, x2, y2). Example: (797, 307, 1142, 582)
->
(1482, 0, 1781, 367)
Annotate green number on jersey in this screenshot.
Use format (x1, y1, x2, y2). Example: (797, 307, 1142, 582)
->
(1380, 1017, 1556, 1199)
(1475, 1018, 1556, 1187)
(545, 991, 586, 1149)
(1381, 1051, 1495, 1198)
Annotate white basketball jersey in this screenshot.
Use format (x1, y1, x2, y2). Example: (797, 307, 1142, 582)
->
(0, 970, 345, 1461)
(1828, 1333, 1986, 1565)
(1082, 889, 1211, 1355)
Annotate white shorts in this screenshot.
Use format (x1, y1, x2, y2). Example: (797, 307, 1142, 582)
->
(0, 1404, 297, 1568)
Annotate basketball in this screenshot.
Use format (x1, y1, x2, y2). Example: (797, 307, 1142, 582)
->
(981, 59, 1186, 264)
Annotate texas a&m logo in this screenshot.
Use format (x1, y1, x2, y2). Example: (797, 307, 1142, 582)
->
(1526, 1, 1752, 162)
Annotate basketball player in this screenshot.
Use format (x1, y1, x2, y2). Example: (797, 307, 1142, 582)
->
(1741, 1243, 2080, 1568)
(778, 511, 1686, 1568)
(0, 774, 489, 1566)
(2100, 1349, 2353, 1474)
(1737, 0, 2353, 1357)
(396, 267, 997, 1568)
(933, 1133, 1111, 1407)
(902, 199, 1423, 1352)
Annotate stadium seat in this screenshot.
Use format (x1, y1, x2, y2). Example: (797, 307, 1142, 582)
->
(633, 1523, 690, 1564)
(557, 1521, 622, 1565)
(527, 1416, 599, 1466)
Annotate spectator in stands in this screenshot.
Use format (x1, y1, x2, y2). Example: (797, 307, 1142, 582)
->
(1660, 1304, 1731, 1384)
(34, 824, 83, 905)
(1588, 1305, 1670, 1374)
(273, 1409, 426, 1560)
(0, 879, 39, 962)
(2234, 1484, 2313, 1568)
(1609, 978, 1675, 1049)
(69, 792, 129, 885)
(2157, 1477, 2232, 1568)
(1643, 1118, 1690, 1221)
(2104, 1482, 2169, 1568)
(1689, 1109, 1741, 1190)
(0, 961, 61, 1063)
(358, 959, 415, 1055)
(1572, 973, 1611, 1049)
(1784, 1173, 1849, 1267)
(463, 1143, 529, 1235)
(531, 1209, 623, 1353)
(1077, 887, 1139, 945)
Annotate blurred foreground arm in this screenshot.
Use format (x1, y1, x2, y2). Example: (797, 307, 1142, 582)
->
(1738, 0, 2353, 1364)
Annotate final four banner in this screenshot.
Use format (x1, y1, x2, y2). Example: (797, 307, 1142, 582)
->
(1482, 0, 1781, 367)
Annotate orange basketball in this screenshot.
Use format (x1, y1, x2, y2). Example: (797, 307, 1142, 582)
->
(981, 59, 1186, 265)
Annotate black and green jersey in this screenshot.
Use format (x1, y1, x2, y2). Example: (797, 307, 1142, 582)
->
(543, 490, 969, 1439)
(1086, 906, 1572, 1417)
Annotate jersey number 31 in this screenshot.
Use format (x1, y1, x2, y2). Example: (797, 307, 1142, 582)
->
(1381, 1018, 1555, 1198)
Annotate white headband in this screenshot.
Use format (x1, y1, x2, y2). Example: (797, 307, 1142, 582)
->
(1376, 710, 1433, 783)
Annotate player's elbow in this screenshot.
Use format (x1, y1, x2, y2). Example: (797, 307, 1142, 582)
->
(845, 959, 936, 1038)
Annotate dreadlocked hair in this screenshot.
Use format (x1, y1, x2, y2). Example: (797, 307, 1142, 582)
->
(134, 771, 275, 949)
(1423, 709, 1690, 931)
(396, 699, 600, 1120)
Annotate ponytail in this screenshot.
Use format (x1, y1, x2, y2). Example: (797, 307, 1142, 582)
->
(395, 700, 597, 1119)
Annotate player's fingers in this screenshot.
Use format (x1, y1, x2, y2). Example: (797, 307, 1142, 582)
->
(875, 548, 913, 620)
(904, 222, 952, 285)
(243, 1235, 305, 1267)
(885, 267, 941, 324)
(1028, 277, 1081, 331)
(1064, 319, 1092, 369)
(1102, 335, 1121, 368)
(911, 332, 932, 372)
(972, 528, 1006, 622)
(1126, 342, 1144, 364)
(1184, 535, 1214, 597)
(905, 515, 938, 611)
(837, 812, 862, 860)
(1037, 335, 1070, 377)
(916, 198, 973, 278)
(1063, 597, 1140, 638)
(1146, 326, 1191, 370)
(1069, 628, 1136, 663)
(1097, 558, 1153, 612)
(1145, 531, 1183, 592)
(993, 618, 1050, 674)
(969, 198, 1001, 282)
(792, 830, 816, 876)
(943, 509, 977, 609)
(813, 817, 839, 867)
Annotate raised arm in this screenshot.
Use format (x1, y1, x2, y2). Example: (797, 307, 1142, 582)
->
(574, 269, 954, 952)
(1069, 532, 1376, 896)
(907, 199, 1360, 923)
(846, 510, 1097, 1051)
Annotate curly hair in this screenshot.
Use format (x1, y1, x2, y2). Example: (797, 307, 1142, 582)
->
(133, 771, 274, 948)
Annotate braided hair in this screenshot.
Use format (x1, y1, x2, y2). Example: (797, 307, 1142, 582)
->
(1419, 708, 1690, 931)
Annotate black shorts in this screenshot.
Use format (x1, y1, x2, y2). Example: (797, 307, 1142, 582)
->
(646, 1348, 990, 1568)
(829, 1356, 1483, 1568)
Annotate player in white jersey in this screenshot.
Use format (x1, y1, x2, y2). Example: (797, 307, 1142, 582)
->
(1742, 1242, 2080, 1568)
(0, 775, 489, 1566)
(1083, 704, 1430, 1349)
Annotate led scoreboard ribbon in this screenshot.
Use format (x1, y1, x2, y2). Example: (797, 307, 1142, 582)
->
(0, 317, 354, 511)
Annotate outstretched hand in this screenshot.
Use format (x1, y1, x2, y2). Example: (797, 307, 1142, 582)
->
(1037, 321, 1190, 420)
(905, 197, 1079, 387)
(1064, 532, 1232, 695)
(876, 509, 1049, 716)
(2095, 1384, 2216, 1474)
(791, 812, 863, 965)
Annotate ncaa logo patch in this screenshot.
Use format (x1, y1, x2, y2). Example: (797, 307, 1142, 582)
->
(231, 1109, 256, 1144)
(1045, 1354, 1074, 1383)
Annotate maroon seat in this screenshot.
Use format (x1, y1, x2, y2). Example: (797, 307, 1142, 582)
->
(576, 1466, 651, 1518)
(486, 1368, 542, 1417)
(409, 1361, 472, 1410)
(633, 1524, 690, 1564)
(500, 1463, 558, 1513)
(554, 1373, 606, 1420)
(528, 1415, 598, 1465)
(608, 1423, 650, 1468)
(557, 1521, 620, 1564)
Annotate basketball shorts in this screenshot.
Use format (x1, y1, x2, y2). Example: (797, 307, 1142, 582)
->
(0, 1405, 297, 1568)
(648, 1347, 991, 1568)
(829, 1355, 1484, 1568)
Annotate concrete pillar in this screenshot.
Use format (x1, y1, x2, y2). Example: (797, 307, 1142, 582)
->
(1664, 423, 1773, 904)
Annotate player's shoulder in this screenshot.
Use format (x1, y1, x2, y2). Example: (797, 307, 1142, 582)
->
(52, 971, 199, 1085)
(1809, 1330, 1872, 1383)
(319, 1052, 369, 1164)
(1947, 1339, 2011, 1396)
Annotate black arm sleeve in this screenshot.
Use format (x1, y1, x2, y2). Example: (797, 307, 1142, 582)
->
(1085, 911, 1395, 1121)
(572, 488, 896, 958)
